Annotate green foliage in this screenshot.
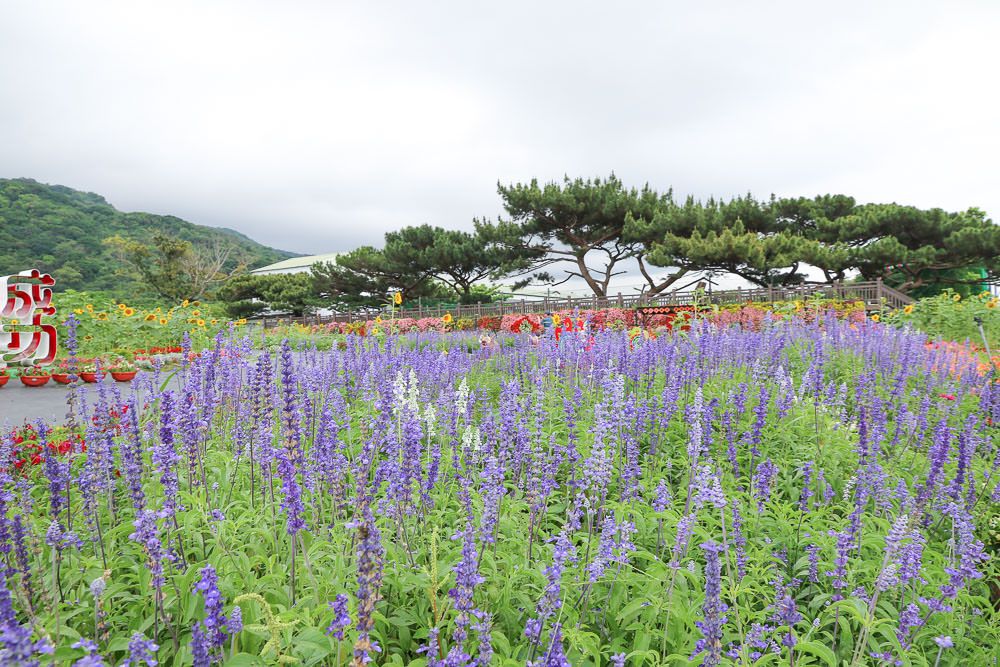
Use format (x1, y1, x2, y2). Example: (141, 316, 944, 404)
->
(0, 178, 294, 296)
(383, 225, 517, 298)
(884, 289, 1000, 348)
(629, 192, 1000, 293)
(477, 173, 687, 297)
(216, 273, 323, 318)
(310, 247, 449, 309)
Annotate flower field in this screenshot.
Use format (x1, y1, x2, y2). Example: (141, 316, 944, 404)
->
(3, 317, 1000, 665)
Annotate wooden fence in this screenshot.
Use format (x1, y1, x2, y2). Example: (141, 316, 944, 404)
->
(257, 279, 914, 329)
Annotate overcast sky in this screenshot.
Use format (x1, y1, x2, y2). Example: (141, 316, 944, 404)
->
(2, 1, 998, 292)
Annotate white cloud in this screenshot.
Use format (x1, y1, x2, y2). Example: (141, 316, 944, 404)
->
(1, 0, 997, 276)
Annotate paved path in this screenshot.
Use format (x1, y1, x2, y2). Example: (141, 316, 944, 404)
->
(0, 375, 182, 427)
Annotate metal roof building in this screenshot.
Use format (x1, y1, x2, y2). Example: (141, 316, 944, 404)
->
(250, 252, 340, 276)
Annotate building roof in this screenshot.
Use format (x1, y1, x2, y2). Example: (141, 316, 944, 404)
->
(251, 252, 340, 274)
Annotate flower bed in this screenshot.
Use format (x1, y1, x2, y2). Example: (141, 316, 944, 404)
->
(3, 321, 999, 664)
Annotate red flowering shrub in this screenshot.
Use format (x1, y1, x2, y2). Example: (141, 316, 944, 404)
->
(477, 315, 502, 332)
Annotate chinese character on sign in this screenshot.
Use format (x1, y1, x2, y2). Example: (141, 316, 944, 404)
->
(1, 269, 57, 368)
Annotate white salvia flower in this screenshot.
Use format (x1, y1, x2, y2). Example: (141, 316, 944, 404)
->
(842, 475, 858, 501)
(406, 369, 420, 414)
(423, 403, 438, 439)
(461, 426, 482, 453)
(391, 370, 408, 415)
(876, 562, 899, 591)
(455, 378, 471, 416)
(687, 560, 699, 575)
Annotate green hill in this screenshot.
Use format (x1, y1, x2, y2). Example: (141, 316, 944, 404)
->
(0, 178, 297, 294)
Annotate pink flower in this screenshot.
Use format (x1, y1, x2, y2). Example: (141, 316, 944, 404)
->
(940, 393, 956, 401)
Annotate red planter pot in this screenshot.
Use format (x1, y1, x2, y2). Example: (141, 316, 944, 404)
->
(80, 372, 106, 383)
(52, 374, 73, 384)
(20, 375, 51, 387)
(111, 371, 137, 382)
(0, 375, 9, 387)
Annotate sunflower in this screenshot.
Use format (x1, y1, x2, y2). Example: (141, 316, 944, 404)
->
(118, 303, 127, 310)
(903, 305, 914, 314)
(124, 307, 135, 316)
(192, 309, 200, 316)
(197, 319, 206, 327)
(74, 308, 84, 314)
(210, 319, 217, 324)
(160, 318, 168, 325)
(442, 313, 453, 324)
(155, 307, 162, 313)
(871, 314, 880, 322)
(98, 313, 109, 321)
(192, 301, 200, 307)
(394, 293, 402, 305)
(144, 313, 157, 322)
(86, 304, 93, 312)
(182, 300, 190, 308)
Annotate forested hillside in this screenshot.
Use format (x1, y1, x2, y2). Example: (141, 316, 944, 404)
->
(0, 178, 295, 292)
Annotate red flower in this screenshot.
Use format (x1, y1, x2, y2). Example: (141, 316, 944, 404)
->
(940, 393, 957, 401)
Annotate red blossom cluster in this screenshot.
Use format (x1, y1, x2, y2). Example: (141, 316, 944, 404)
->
(7, 424, 85, 469)
(133, 346, 183, 354)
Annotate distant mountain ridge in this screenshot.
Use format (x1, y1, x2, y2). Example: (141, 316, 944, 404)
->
(0, 178, 298, 294)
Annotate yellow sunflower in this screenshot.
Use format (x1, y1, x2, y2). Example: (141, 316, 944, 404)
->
(394, 293, 402, 305)
(144, 313, 157, 322)
(210, 319, 217, 324)
(871, 314, 880, 322)
(442, 313, 453, 324)
(86, 304, 94, 312)
(182, 300, 190, 308)
(197, 319, 206, 327)
(118, 303, 127, 310)
(192, 309, 200, 316)
(160, 318, 168, 325)
(155, 307, 162, 313)
(123, 307, 135, 317)
(903, 305, 914, 314)
(74, 308, 84, 314)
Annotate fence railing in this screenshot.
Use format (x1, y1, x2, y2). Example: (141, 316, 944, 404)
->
(257, 279, 914, 329)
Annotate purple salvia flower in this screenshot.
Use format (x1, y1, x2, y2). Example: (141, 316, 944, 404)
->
(349, 504, 385, 665)
(694, 541, 727, 667)
(798, 461, 814, 513)
(752, 459, 777, 512)
(121, 633, 159, 666)
(0, 569, 52, 665)
(190, 624, 211, 667)
(194, 564, 229, 654)
(325, 595, 351, 640)
(71, 638, 106, 667)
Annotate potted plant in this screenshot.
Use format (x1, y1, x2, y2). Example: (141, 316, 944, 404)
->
(0, 368, 10, 388)
(50, 358, 75, 384)
(78, 358, 107, 383)
(19, 366, 52, 387)
(109, 358, 138, 382)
